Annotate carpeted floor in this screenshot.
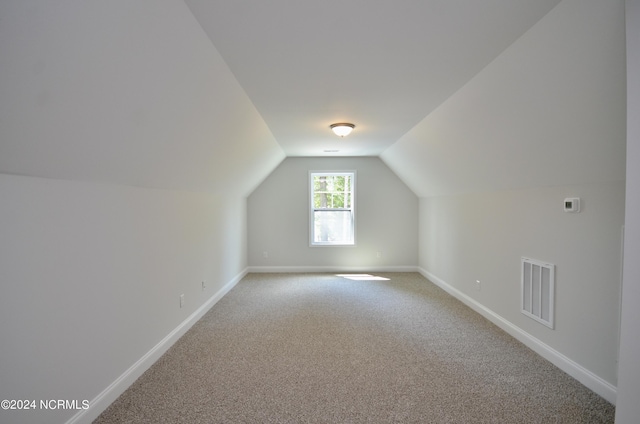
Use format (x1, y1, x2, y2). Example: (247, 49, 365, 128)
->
(94, 272, 615, 423)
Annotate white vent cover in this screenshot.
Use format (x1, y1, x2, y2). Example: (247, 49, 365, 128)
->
(521, 257, 555, 329)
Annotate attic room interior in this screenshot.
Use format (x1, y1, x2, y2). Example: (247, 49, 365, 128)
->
(0, 0, 638, 423)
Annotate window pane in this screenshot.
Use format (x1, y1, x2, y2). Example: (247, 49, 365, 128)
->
(329, 194, 343, 208)
(314, 193, 325, 208)
(310, 172, 354, 245)
(313, 210, 353, 243)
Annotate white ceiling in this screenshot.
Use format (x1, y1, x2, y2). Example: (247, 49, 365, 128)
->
(185, 0, 562, 157)
(1, 0, 624, 197)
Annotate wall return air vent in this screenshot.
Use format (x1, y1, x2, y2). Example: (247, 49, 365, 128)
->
(521, 257, 555, 329)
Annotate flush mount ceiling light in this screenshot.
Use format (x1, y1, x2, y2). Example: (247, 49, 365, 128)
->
(330, 123, 355, 137)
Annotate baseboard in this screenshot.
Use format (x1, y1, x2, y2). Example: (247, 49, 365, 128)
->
(248, 265, 420, 273)
(418, 267, 617, 405)
(66, 268, 248, 424)
(67, 266, 615, 424)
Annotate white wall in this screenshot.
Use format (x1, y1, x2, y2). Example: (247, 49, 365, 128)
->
(377, 0, 626, 402)
(420, 182, 625, 389)
(248, 157, 418, 270)
(615, 1, 640, 422)
(0, 1, 283, 423)
(0, 175, 248, 424)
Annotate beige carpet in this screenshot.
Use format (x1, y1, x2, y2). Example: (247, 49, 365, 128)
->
(94, 273, 614, 423)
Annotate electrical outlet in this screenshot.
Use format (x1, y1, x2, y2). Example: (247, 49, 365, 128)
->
(180, 294, 184, 308)
(476, 280, 481, 291)
(201, 281, 206, 291)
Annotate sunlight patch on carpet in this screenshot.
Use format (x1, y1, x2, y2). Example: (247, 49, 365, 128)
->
(336, 274, 390, 281)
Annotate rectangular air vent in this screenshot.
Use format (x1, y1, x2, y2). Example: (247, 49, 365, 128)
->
(521, 257, 555, 329)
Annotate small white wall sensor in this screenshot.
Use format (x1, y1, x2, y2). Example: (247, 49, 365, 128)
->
(564, 197, 580, 213)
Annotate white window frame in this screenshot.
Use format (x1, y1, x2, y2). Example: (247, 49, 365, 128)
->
(309, 171, 356, 246)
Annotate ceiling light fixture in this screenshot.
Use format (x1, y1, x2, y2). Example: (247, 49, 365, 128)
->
(330, 123, 355, 137)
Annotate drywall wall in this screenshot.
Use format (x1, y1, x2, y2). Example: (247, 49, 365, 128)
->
(0, 175, 249, 424)
(420, 182, 624, 389)
(377, 0, 626, 400)
(615, 0, 640, 421)
(0, 1, 284, 423)
(248, 157, 418, 270)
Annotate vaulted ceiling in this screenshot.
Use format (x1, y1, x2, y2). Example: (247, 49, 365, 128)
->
(0, 0, 626, 197)
(185, 0, 562, 157)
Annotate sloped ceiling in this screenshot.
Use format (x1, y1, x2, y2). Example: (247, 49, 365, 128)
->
(183, 0, 626, 198)
(185, 0, 562, 157)
(381, 0, 627, 197)
(0, 0, 626, 197)
(0, 0, 284, 196)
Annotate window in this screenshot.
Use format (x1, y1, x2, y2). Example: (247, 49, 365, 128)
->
(310, 171, 355, 246)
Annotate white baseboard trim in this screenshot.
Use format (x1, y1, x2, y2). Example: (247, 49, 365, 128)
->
(66, 268, 248, 424)
(418, 267, 617, 405)
(247, 265, 420, 273)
